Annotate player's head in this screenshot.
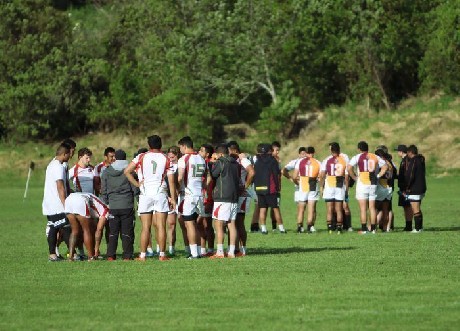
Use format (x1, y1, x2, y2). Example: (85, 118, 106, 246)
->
(147, 135, 162, 150)
(62, 138, 76, 158)
(407, 144, 418, 157)
(329, 142, 340, 155)
(357, 141, 368, 152)
(56, 143, 71, 162)
(215, 144, 229, 156)
(375, 148, 388, 160)
(199, 144, 214, 159)
(257, 143, 271, 155)
(298, 147, 307, 158)
(77, 147, 92, 166)
(227, 140, 240, 155)
(271, 141, 281, 157)
(178, 136, 193, 153)
(167, 146, 180, 162)
(376, 145, 388, 154)
(306, 146, 315, 156)
(114, 149, 127, 161)
(394, 144, 408, 158)
(103, 147, 116, 164)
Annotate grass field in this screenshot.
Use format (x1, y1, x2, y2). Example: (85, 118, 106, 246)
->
(0, 174, 459, 330)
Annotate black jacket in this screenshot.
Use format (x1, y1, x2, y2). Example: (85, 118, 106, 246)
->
(253, 154, 280, 195)
(404, 155, 427, 195)
(211, 155, 240, 203)
(397, 156, 409, 191)
(101, 160, 139, 210)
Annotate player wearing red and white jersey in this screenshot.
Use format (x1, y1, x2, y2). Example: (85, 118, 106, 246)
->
(93, 147, 116, 196)
(347, 141, 388, 234)
(228, 141, 254, 256)
(68, 147, 96, 194)
(166, 146, 181, 256)
(65, 192, 109, 260)
(375, 148, 395, 232)
(124, 135, 177, 261)
(292, 147, 321, 234)
(320, 142, 348, 233)
(177, 136, 206, 259)
(197, 144, 216, 256)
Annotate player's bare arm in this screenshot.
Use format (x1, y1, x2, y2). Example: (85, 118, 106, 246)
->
(124, 162, 140, 188)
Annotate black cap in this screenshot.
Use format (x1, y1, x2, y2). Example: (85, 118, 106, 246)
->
(394, 145, 407, 153)
(115, 149, 127, 160)
(257, 143, 272, 154)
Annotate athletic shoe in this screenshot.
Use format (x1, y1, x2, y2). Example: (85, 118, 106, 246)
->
(202, 251, 214, 257)
(48, 256, 61, 262)
(279, 230, 287, 234)
(403, 227, 413, 232)
(135, 257, 146, 261)
(235, 251, 245, 257)
(358, 230, 367, 235)
(328, 230, 333, 234)
(209, 253, 225, 259)
(146, 251, 155, 257)
(261, 230, 268, 235)
(107, 257, 115, 261)
(309, 226, 317, 233)
(371, 230, 376, 234)
(347, 227, 354, 232)
(227, 253, 236, 259)
(411, 229, 423, 233)
(187, 256, 201, 260)
(159, 256, 170, 261)
(297, 226, 304, 233)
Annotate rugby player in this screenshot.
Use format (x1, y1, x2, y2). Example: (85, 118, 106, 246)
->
(94, 147, 116, 195)
(347, 141, 388, 234)
(404, 145, 426, 233)
(68, 147, 96, 194)
(166, 146, 180, 255)
(374, 149, 394, 232)
(395, 144, 413, 231)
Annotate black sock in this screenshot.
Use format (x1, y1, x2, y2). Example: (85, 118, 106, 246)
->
(361, 224, 367, 232)
(307, 224, 312, 231)
(405, 221, 413, 231)
(371, 224, 376, 231)
(414, 213, 423, 230)
(327, 223, 333, 231)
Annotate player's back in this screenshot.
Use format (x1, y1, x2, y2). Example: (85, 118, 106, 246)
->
(134, 151, 170, 196)
(179, 153, 206, 196)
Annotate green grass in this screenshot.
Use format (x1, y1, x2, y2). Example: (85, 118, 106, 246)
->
(0, 175, 459, 330)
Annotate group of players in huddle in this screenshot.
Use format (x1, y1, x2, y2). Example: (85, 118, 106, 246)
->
(42, 135, 426, 262)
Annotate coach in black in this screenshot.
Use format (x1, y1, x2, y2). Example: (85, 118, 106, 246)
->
(253, 143, 286, 234)
(101, 149, 139, 260)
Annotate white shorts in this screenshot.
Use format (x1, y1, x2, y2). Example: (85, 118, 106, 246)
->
(296, 190, 320, 202)
(212, 202, 238, 222)
(407, 194, 424, 202)
(178, 194, 204, 217)
(237, 196, 251, 213)
(355, 183, 377, 201)
(65, 194, 90, 218)
(138, 193, 170, 214)
(376, 185, 393, 201)
(323, 187, 346, 201)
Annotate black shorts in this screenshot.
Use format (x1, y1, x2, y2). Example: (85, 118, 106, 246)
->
(398, 195, 410, 207)
(257, 194, 280, 209)
(46, 213, 69, 229)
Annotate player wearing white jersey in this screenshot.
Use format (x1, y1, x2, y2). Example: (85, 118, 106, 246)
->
(282, 147, 308, 233)
(65, 192, 109, 260)
(43, 143, 71, 261)
(166, 146, 181, 256)
(94, 146, 115, 196)
(68, 147, 96, 194)
(177, 136, 206, 259)
(124, 135, 176, 261)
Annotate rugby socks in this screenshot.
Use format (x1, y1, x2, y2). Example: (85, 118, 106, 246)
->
(190, 244, 198, 257)
(159, 252, 165, 257)
(217, 244, 224, 254)
(139, 252, 146, 258)
(344, 214, 352, 229)
(370, 224, 376, 231)
(147, 247, 154, 254)
(228, 245, 236, 255)
(278, 224, 285, 232)
(414, 213, 423, 231)
(241, 246, 246, 255)
(169, 246, 175, 255)
(260, 225, 267, 233)
(201, 247, 207, 256)
(272, 219, 277, 230)
(307, 224, 312, 232)
(405, 221, 413, 231)
(156, 244, 160, 254)
(361, 224, 368, 232)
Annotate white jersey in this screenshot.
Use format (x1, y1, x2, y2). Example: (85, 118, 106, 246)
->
(178, 153, 206, 196)
(68, 164, 95, 193)
(132, 151, 173, 196)
(43, 158, 67, 215)
(284, 158, 302, 191)
(349, 152, 386, 186)
(94, 161, 109, 178)
(237, 156, 252, 196)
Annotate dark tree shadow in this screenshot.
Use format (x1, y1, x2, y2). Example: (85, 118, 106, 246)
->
(248, 246, 356, 256)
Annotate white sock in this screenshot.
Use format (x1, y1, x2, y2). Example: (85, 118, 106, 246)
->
(159, 252, 165, 257)
(241, 246, 246, 254)
(201, 247, 207, 255)
(169, 246, 175, 254)
(156, 244, 160, 253)
(217, 244, 224, 254)
(261, 225, 267, 232)
(146, 247, 154, 254)
(228, 245, 235, 255)
(185, 246, 191, 254)
(139, 252, 146, 258)
(190, 244, 198, 257)
(55, 246, 60, 257)
(278, 224, 285, 231)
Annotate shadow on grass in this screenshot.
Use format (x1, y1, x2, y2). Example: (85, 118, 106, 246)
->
(248, 246, 356, 256)
(392, 226, 460, 232)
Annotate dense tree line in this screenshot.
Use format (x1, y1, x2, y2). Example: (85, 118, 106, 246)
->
(0, 0, 458, 142)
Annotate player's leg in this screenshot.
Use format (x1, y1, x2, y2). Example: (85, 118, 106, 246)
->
(76, 215, 95, 259)
(334, 201, 343, 232)
(120, 208, 135, 260)
(410, 199, 423, 232)
(106, 214, 120, 260)
(204, 216, 215, 255)
(227, 220, 237, 257)
(66, 213, 80, 260)
(155, 211, 169, 260)
(94, 216, 108, 257)
(326, 201, 335, 232)
(296, 201, 306, 233)
(250, 202, 260, 232)
(258, 205, 268, 234)
(138, 213, 153, 260)
(307, 197, 317, 233)
(196, 215, 207, 256)
(212, 219, 225, 258)
(167, 212, 177, 255)
(357, 199, 369, 233)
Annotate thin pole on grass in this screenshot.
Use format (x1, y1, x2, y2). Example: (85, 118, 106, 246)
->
(23, 161, 35, 201)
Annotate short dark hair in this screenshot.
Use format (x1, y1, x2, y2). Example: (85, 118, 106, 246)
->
(77, 147, 92, 158)
(104, 147, 116, 156)
(306, 146, 315, 154)
(257, 143, 271, 154)
(216, 144, 228, 155)
(329, 142, 340, 154)
(134, 147, 148, 158)
(375, 149, 386, 159)
(178, 136, 193, 148)
(272, 141, 281, 149)
(298, 147, 307, 154)
(148, 135, 162, 149)
(358, 141, 369, 152)
(62, 138, 76, 148)
(200, 144, 214, 156)
(407, 145, 418, 155)
(168, 146, 180, 155)
(227, 141, 240, 153)
(376, 145, 388, 154)
(56, 143, 71, 156)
